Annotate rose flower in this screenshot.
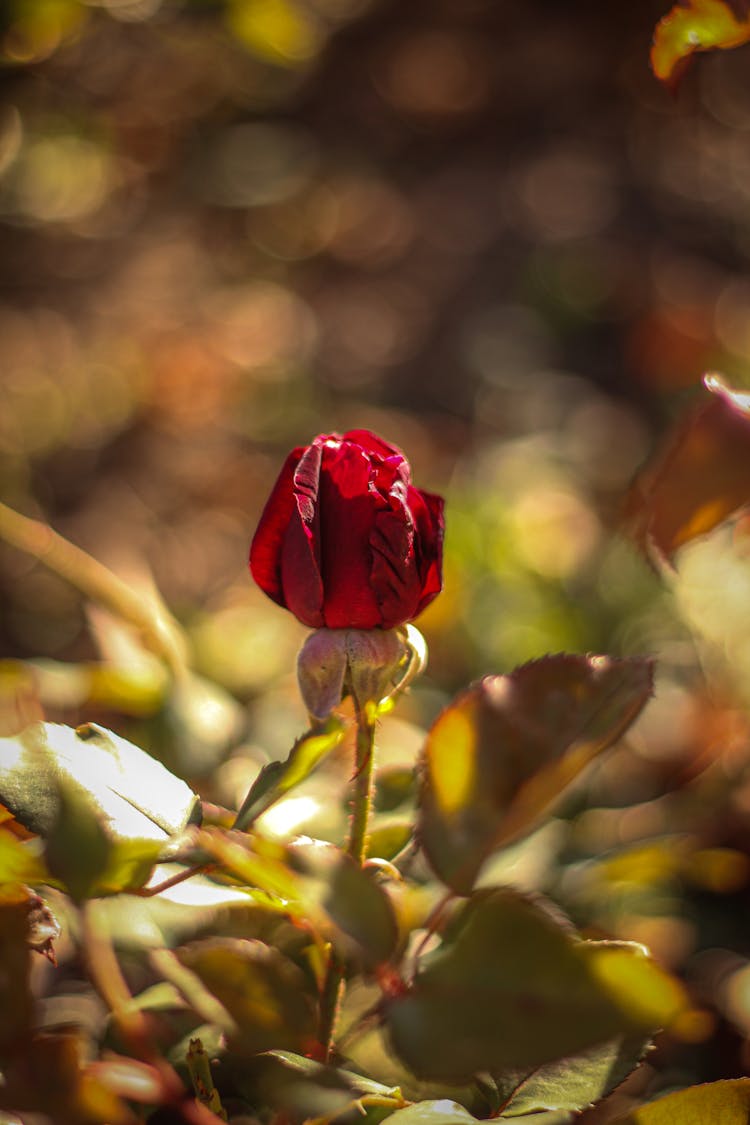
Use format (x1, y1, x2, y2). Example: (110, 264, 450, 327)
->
(250, 429, 444, 630)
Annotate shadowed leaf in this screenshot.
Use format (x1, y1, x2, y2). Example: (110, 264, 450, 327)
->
(291, 839, 399, 966)
(418, 655, 653, 894)
(173, 937, 316, 1056)
(45, 780, 112, 903)
(624, 375, 750, 564)
(384, 889, 687, 1084)
(247, 1050, 404, 1122)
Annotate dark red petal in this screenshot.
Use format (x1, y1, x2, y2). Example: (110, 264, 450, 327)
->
(318, 439, 383, 628)
(249, 447, 304, 606)
(281, 442, 326, 627)
(342, 429, 407, 466)
(410, 488, 445, 618)
(370, 483, 424, 629)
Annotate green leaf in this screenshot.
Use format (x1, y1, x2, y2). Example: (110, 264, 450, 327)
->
(246, 1050, 405, 1121)
(197, 827, 308, 909)
(234, 717, 345, 831)
(0, 722, 200, 843)
(608, 1079, 750, 1123)
(172, 937, 316, 1056)
(0, 832, 48, 888)
(384, 889, 686, 1084)
(496, 1033, 652, 1116)
(291, 840, 399, 966)
(382, 1102, 477, 1125)
(418, 656, 653, 894)
(500, 1114, 574, 1125)
(367, 821, 413, 861)
(375, 767, 416, 813)
(94, 837, 162, 895)
(44, 779, 113, 903)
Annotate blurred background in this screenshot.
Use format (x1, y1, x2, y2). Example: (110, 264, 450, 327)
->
(5, 0, 750, 1109)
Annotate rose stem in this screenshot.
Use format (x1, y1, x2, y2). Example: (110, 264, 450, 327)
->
(348, 702, 377, 866)
(319, 701, 377, 1062)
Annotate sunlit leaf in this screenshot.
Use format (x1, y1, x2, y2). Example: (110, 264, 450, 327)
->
(45, 770, 160, 899)
(418, 655, 653, 894)
(234, 717, 345, 831)
(196, 826, 307, 908)
(0, 830, 48, 888)
(609, 1078, 750, 1123)
(624, 375, 750, 565)
(651, 0, 750, 89)
(0, 722, 200, 843)
(384, 889, 687, 1084)
(172, 937, 316, 1056)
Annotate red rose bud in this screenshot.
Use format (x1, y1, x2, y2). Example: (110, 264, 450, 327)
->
(250, 430, 444, 630)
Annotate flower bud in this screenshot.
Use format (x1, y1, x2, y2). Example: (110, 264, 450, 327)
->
(297, 626, 426, 721)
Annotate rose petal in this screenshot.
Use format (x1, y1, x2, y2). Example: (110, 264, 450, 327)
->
(319, 439, 383, 628)
(249, 447, 304, 606)
(410, 488, 445, 617)
(342, 429, 406, 464)
(281, 442, 326, 627)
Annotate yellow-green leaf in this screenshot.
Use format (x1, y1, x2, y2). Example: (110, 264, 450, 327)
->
(609, 1078, 750, 1123)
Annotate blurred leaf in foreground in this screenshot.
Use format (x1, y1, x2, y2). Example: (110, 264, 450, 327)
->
(609, 1078, 750, 1123)
(384, 889, 687, 1084)
(0, 1032, 137, 1125)
(171, 937, 316, 1056)
(0, 896, 34, 1059)
(624, 375, 750, 565)
(651, 0, 750, 88)
(418, 655, 653, 894)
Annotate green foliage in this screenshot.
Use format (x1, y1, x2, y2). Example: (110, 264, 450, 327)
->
(0, 645, 669, 1122)
(383, 889, 685, 1083)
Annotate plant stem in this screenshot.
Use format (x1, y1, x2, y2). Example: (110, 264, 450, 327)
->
(348, 703, 377, 866)
(0, 500, 189, 682)
(318, 703, 377, 1062)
